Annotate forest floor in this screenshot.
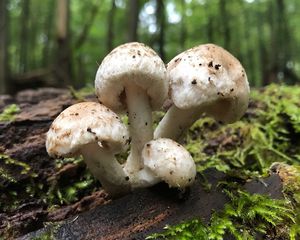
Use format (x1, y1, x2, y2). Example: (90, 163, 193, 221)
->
(0, 84, 300, 239)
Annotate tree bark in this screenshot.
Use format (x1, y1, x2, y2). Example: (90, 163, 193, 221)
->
(127, 0, 139, 42)
(107, 0, 116, 52)
(19, 0, 30, 73)
(75, 2, 100, 49)
(42, 0, 55, 67)
(0, 0, 8, 94)
(0, 89, 284, 239)
(156, 0, 165, 61)
(179, 0, 186, 51)
(219, 0, 230, 49)
(55, 0, 72, 86)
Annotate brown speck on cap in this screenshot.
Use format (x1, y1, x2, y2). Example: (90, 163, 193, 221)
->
(208, 61, 213, 67)
(214, 64, 221, 70)
(191, 79, 197, 85)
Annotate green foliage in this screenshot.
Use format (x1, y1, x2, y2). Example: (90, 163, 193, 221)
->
(32, 222, 62, 240)
(147, 191, 295, 240)
(150, 84, 300, 239)
(0, 104, 20, 122)
(46, 157, 98, 205)
(186, 84, 300, 178)
(5, 0, 300, 89)
(0, 154, 36, 185)
(0, 155, 98, 212)
(69, 85, 94, 101)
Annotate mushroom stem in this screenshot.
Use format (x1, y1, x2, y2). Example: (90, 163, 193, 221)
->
(80, 142, 131, 197)
(154, 105, 205, 141)
(124, 84, 153, 174)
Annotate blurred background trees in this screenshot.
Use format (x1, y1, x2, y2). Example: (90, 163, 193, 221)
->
(0, 0, 299, 94)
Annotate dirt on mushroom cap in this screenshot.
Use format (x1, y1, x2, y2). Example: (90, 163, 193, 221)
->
(95, 42, 168, 112)
(46, 102, 129, 157)
(168, 43, 249, 115)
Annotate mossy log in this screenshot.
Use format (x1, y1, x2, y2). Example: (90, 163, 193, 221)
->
(0, 88, 283, 239)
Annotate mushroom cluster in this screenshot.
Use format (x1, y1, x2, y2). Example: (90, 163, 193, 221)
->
(46, 42, 250, 197)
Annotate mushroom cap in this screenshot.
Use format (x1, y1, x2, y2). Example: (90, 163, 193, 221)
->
(46, 102, 129, 157)
(141, 138, 196, 188)
(167, 43, 250, 123)
(95, 42, 168, 112)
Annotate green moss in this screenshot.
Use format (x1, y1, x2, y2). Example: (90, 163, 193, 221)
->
(0, 104, 20, 122)
(0, 154, 37, 187)
(45, 157, 98, 205)
(32, 222, 62, 240)
(0, 167, 16, 183)
(69, 85, 94, 101)
(149, 84, 300, 239)
(185, 84, 300, 179)
(147, 191, 295, 240)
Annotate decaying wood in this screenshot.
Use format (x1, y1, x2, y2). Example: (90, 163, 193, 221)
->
(0, 88, 283, 240)
(20, 172, 282, 240)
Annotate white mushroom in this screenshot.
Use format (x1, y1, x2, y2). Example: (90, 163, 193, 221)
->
(46, 102, 131, 197)
(154, 44, 250, 140)
(95, 42, 168, 180)
(134, 138, 196, 189)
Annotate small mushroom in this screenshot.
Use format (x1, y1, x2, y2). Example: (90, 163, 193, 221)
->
(154, 44, 250, 140)
(46, 102, 130, 197)
(132, 138, 196, 189)
(95, 42, 168, 178)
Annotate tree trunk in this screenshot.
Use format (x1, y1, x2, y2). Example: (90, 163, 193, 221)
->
(42, 0, 55, 67)
(219, 0, 230, 49)
(75, 2, 100, 50)
(179, 0, 186, 51)
(156, 0, 165, 61)
(275, 0, 295, 83)
(55, 0, 72, 86)
(19, 0, 30, 73)
(256, 8, 269, 86)
(107, 0, 116, 52)
(127, 0, 139, 42)
(0, 0, 8, 94)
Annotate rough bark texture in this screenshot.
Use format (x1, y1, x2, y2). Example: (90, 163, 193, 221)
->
(0, 88, 284, 239)
(127, 0, 139, 42)
(0, 0, 8, 94)
(21, 172, 282, 240)
(55, 0, 72, 86)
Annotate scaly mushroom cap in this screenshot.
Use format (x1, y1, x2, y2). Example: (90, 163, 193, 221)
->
(95, 42, 168, 112)
(141, 138, 196, 188)
(46, 102, 129, 157)
(167, 43, 250, 123)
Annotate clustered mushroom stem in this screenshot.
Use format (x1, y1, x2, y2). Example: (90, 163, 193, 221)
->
(154, 105, 206, 141)
(124, 84, 153, 174)
(80, 142, 131, 196)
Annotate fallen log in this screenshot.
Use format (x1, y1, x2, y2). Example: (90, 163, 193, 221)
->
(19, 172, 282, 240)
(0, 88, 284, 239)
